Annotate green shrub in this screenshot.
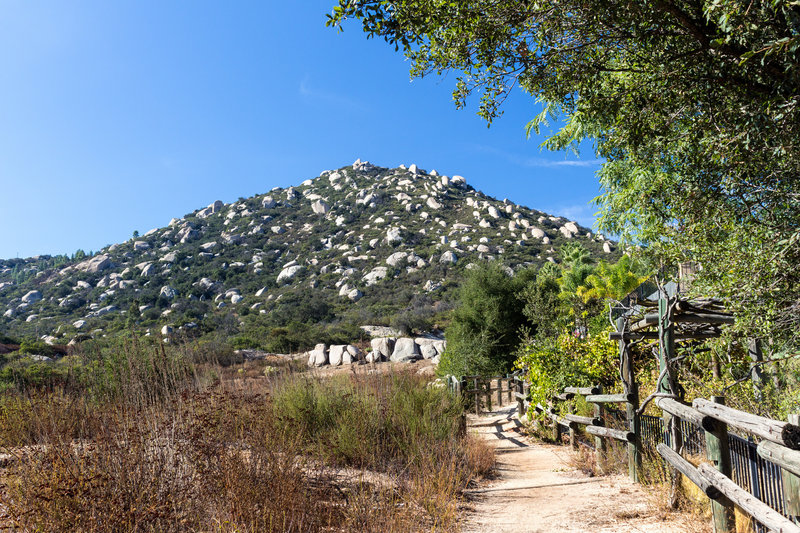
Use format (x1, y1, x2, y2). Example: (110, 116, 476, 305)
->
(0, 361, 67, 390)
(272, 372, 465, 471)
(515, 327, 618, 409)
(438, 263, 536, 376)
(231, 335, 261, 350)
(18, 340, 56, 357)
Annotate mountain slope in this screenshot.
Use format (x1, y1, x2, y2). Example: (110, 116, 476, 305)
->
(0, 160, 616, 348)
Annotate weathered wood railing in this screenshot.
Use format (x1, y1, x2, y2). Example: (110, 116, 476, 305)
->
(526, 383, 800, 533)
(655, 397, 800, 533)
(447, 364, 800, 532)
(538, 383, 638, 473)
(445, 374, 524, 414)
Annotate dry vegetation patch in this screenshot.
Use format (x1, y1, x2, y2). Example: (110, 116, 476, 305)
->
(0, 340, 491, 532)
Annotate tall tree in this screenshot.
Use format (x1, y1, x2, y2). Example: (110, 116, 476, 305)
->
(328, 0, 800, 344)
(438, 263, 534, 376)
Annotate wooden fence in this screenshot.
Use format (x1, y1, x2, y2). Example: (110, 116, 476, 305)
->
(445, 373, 800, 533)
(444, 374, 527, 415)
(444, 293, 800, 533)
(542, 386, 800, 533)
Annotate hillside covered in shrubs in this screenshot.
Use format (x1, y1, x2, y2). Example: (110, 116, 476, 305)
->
(0, 159, 616, 354)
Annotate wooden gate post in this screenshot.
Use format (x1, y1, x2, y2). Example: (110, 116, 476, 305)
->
(594, 385, 606, 473)
(456, 375, 466, 436)
(783, 414, 800, 522)
(704, 395, 735, 532)
(659, 298, 682, 454)
(618, 316, 641, 483)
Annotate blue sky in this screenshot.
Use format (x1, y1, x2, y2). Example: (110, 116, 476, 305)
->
(0, 1, 603, 260)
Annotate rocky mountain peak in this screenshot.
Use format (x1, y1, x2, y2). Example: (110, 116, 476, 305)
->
(0, 160, 615, 346)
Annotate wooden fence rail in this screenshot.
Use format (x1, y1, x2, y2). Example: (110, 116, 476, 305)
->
(447, 370, 800, 533)
(446, 374, 523, 415)
(445, 294, 800, 533)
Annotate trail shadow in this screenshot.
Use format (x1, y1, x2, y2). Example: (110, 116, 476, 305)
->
(467, 477, 602, 495)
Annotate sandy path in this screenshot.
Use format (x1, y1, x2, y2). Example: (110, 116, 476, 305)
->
(463, 405, 698, 533)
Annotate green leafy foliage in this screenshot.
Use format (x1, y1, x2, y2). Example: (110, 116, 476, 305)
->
(577, 255, 650, 303)
(515, 328, 618, 408)
(17, 340, 56, 357)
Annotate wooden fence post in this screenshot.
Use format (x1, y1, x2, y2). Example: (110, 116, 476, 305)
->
(618, 316, 641, 483)
(569, 402, 578, 449)
(627, 383, 641, 482)
(552, 417, 561, 442)
(594, 385, 606, 473)
(659, 297, 683, 493)
(506, 374, 513, 404)
(705, 395, 735, 533)
(517, 378, 525, 418)
(496, 377, 503, 408)
(784, 414, 800, 523)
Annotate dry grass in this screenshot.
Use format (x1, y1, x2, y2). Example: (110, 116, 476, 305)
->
(0, 339, 491, 532)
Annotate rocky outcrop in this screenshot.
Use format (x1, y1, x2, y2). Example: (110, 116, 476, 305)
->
(386, 251, 408, 267)
(89, 305, 117, 317)
(197, 200, 224, 218)
(307, 343, 328, 367)
(416, 337, 446, 360)
(363, 266, 388, 286)
(75, 254, 113, 274)
(386, 228, 403, 245)
(176, 226, 199, 243)
(440, 251, 458, 264)
(277, 265, 303, 284)
(369, 337, 395, 362)
(343, 344, 363, 364)
(21, 290, 42, 304)
(329, 344, 346, 366)
(390, 337, 420, 362)
(311, 199, 329, 215)
(347, 288, 363, 302)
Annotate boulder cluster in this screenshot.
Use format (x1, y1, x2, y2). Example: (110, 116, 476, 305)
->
(306, 336, 446, 367)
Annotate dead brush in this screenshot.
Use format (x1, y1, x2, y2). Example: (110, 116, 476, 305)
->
(0, 389, 104, 446)
(1, 392, 340, 532)
(634, 448, 713, 533)
(2, 411, 199, 532)
(0, 344, 489, 532)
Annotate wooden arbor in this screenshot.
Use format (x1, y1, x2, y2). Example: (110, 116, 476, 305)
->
(609, 292, 735, 485)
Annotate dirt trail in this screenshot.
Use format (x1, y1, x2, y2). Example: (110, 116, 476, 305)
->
(463, 405, 697, 533)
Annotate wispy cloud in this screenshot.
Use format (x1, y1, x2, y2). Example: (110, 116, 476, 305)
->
(299, 75, 368, 111)
(470, 144, 603, 169)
